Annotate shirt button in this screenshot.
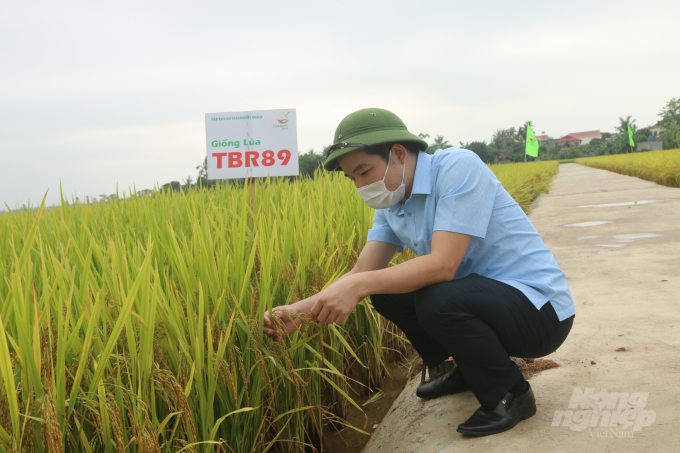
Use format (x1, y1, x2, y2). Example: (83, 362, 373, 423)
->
(407, 212, 412, 216)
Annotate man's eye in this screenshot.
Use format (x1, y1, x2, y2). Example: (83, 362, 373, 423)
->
(361, 170, 369, 176)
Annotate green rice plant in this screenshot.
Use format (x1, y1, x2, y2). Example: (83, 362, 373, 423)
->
(0, 159, 557, 452)
(575, 149, 680, 188)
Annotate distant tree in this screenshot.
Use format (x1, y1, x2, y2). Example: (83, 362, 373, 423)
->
(463, 141, 495, 164)
(161, 182, 181, 192)
(558, 147, 586, 160)
(99, 194, 107, 202)
(634, 127, 652, 145)
(536, 144, 560, 161)
(491, 128, 517, 148)
(183, 176, 193, 190)
(589, 138, 605, 148)
(591, 144, 608, 156)
(660, 119, 680, 150)
(196, 156, 207, 180)
(607, 133, 629, 155)
(427, 135, 453, 154)
(659, 97, 680, 127)
(517, 121, 534, 141)
(297, 149, 325, 179)
(615, 116, 636, 134)
(602, 137, 618, 155)
(659, 97, 680, 149)
(509, 142, 536, 162)
(489, 128, 517, 163)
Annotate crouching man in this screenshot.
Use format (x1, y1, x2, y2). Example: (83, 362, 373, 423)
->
(264, 108, 575, 436)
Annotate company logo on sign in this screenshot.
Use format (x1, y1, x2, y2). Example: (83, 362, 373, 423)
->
(274, 112, 290, 129)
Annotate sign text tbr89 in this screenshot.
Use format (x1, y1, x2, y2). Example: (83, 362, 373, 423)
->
(212, 150, 291, 168)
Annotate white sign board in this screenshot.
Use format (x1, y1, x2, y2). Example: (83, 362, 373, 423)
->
(205, 109, 299, 179)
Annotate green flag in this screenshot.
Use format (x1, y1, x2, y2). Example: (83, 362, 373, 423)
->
(627, 124, 635, 148)
(525, 123, 539, 157)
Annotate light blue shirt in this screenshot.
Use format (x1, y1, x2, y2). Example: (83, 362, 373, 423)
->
(366, 148, 576, 321)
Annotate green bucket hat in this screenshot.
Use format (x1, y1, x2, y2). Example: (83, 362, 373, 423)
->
(323, 108, 428, 171)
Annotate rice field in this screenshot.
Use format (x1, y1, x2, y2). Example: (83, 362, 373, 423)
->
(0, 159, 558, 453)
(575, 149, 680, 188)
(490, 161, 559, 212)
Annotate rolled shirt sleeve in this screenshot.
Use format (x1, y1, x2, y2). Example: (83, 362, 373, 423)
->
(366, 209, 405, 253)
(433, 153, 499, 239)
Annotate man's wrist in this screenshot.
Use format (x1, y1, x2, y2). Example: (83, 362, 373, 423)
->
(283, 304, 300, 314)
(348, 271, 374, 300)
(291, 295, 316, 314)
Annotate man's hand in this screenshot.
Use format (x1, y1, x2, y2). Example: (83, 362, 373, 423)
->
(310, 275, 362, 325)
(263, 305, 303, 341)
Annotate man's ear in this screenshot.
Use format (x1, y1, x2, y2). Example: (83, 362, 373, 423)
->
(391, 144, 408, 163)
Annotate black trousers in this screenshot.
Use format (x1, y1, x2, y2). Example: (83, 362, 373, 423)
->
(370, 273, 574, 410)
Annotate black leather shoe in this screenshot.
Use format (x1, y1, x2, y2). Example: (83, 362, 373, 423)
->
(456, 382, 537, 436)
(415, 366, 469, 399)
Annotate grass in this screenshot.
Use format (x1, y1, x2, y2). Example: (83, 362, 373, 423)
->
(0, 160, 558, 452)
(574, 149, 680, 188)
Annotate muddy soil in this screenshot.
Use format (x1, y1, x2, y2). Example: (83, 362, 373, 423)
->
(322, 359, 410, 452)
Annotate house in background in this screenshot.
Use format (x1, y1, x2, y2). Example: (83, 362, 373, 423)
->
(649, 122, 664, 138)
(568, 130, 602, 144)
(555, 134, 582, 150)
(553, 130, 602, 151)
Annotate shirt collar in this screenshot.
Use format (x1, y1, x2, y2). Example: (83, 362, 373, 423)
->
(411, 151, 432, 195)
(387, 151, 432, 215)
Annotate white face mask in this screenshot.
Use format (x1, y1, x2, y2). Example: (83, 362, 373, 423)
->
(357, 156, 406, 209)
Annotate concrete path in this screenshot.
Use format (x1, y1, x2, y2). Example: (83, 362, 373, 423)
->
(363, 163, 680, 453)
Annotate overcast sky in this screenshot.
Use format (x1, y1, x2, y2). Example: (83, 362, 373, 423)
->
(2, 0, 679, 210)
